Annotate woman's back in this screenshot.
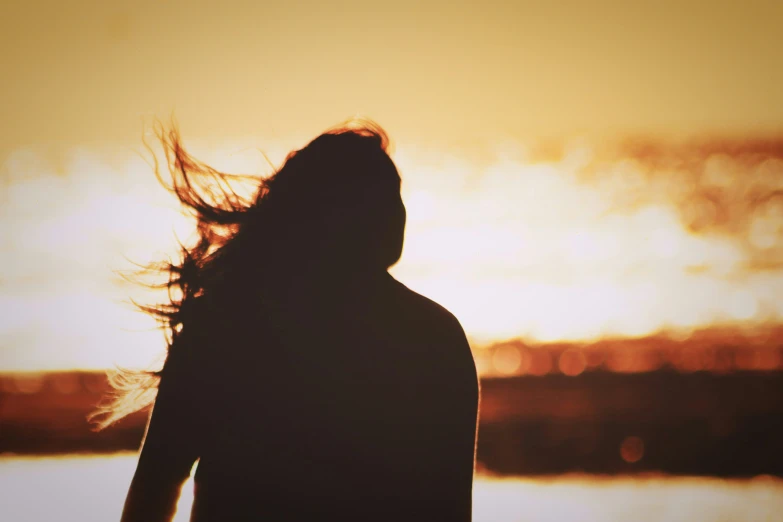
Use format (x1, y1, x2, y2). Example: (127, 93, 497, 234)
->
(189, 272, 478, 520)
(113, 121, 479, 522)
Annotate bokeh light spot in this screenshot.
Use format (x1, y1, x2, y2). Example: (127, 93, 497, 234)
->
(620, 436, 645, 464)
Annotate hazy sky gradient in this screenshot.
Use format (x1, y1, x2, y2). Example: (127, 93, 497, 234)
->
(2, 0, 782, 156)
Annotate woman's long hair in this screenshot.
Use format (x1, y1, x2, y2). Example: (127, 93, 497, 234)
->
(91, 119, 404, 429)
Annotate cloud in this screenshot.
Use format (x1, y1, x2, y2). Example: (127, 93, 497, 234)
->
(392, 136, 783, 342)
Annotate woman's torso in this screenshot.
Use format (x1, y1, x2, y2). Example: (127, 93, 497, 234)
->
(187, 273, 478, 521)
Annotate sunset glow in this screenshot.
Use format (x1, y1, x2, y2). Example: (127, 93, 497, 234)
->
(2, 137, 781, 371)
(2, 1, 782, 373)
(2, 5, 783, 522)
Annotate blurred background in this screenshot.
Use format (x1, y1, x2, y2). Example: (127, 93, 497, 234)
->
(2, 1, 783, 520)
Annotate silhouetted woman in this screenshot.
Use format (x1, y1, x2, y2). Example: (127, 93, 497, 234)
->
(99, 120, 479, 521)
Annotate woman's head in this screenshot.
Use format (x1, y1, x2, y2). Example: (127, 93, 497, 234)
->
(255, 122, 406, 274)
(92, 119, 405, 428)
(157, 119, 406, 294)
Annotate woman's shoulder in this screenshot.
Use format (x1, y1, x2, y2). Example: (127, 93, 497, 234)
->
(385, 275, 469, 344)
(386, 275, 479, 397)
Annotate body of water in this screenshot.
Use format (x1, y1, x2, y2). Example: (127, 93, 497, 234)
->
(1, 455, 781, 521)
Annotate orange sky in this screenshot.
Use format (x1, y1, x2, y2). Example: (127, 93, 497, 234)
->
(2, 1, 782, 154)
(1, 1, 783, 371)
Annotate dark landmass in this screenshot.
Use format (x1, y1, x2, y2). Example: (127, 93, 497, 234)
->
(478, 370, 783, 477)
(1, 367, 781, 477)
(0, 372, 146, 455)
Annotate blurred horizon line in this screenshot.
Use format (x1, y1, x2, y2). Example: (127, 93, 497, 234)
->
(2, 322, 781, 377)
